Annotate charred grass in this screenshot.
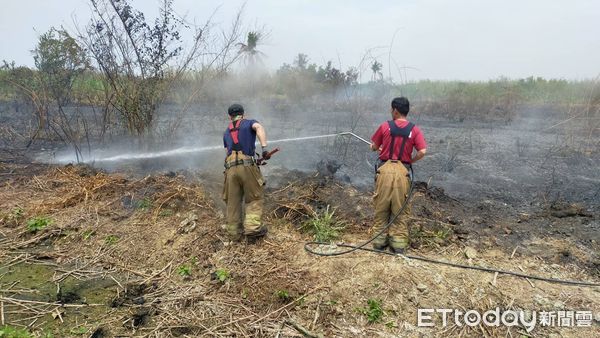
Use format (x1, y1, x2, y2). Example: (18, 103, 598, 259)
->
(0, 163, 598, 336)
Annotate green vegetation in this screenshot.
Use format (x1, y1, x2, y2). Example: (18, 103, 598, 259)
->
(68, 327, 88, 336)
(104, 235, 120, 245)
(215, 268, 230, 283)
(135, 198, 152, 210)
(0, 326, 32, 338)
(359, 299, 384, 324)
(82, 230, 95, 240)
(26, 216, 52, 233)
(301, 206, 345, 242)
(177, 264, 192, 277)
(0, 208, 24, 227)
(12, 208, 23, 219)
(275, 289, 292, 302)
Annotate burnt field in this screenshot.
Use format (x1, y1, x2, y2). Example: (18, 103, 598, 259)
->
(1, 98, 599, 337)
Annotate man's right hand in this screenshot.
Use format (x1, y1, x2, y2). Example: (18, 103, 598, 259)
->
(261, 150, 271, 160)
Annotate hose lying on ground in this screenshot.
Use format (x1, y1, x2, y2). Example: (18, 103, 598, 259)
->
(303, 138, 600, 287)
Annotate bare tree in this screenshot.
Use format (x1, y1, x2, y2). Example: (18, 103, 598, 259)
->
(79, 0, 206, 136)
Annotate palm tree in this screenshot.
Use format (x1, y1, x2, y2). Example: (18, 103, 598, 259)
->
(371, 60, 383, 82)
(237, 31, 266, 67)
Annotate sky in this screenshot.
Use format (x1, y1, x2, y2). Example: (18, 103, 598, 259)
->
(1, 0, 599, 81)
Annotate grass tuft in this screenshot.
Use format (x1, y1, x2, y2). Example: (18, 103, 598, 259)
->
(301, 205, 345, 242)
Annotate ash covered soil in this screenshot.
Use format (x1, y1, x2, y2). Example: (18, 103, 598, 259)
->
(0, 103, 599, 336)
(0, 160, 599, 337)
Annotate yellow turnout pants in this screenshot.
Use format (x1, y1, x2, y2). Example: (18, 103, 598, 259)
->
(222, 151, 266, 239)
(373, 161, 411, 249)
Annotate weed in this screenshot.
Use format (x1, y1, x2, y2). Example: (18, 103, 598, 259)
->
(82, 230, 95, 240)
(433, 229, 451, 240)
(359, 299, 384, 323)
(26, 216, 52, 233)
(177, 264, 192, 277)
(12, 208, 23, 218)
(104, 235, 120, 245)
(68, 326, 88, 335)
(158, 209, 173, 217)
(0, 325, 32, 338)
(275, 290, 291, 302)
(301, 206, 345, 242)
(215, 268, 230, 283)
(135, 198, 152, 210)
(385, 321, 398, 329)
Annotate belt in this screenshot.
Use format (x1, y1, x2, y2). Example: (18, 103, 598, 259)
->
(224, 158, 256, 169)
(379, 159, 411, 167)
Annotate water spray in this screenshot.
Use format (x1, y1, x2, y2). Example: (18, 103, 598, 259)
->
(64, 131, 373, 164)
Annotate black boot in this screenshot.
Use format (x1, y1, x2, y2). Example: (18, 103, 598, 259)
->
(372, 243, 388, 251)
(389, 246, 406, 255)
(245, 227, 268, 244)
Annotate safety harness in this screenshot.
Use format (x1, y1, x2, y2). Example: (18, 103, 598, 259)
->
(228, 119, 244, 152)
(387, 120, 414, 164)
(225, 119, 256, 169)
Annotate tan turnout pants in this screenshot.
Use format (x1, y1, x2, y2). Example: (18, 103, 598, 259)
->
(373, 161, 411, 250)
(222, 151, 266, 239)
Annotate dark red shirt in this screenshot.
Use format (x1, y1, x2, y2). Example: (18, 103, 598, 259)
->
(371, 119, 427, 163)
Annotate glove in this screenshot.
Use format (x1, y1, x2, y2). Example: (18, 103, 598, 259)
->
(261, 149, 271, 160)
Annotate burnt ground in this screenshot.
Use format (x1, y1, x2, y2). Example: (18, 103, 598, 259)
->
(0, 161, 599, 337)
(0, 101, 599, 336)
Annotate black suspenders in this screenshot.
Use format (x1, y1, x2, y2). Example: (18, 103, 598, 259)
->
(387, 120, 414, 161)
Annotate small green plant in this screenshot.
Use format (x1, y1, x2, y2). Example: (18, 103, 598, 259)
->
(385, 321, 398, 329)
(68, 326, 88, 335)
(301, 206, 345, 242)
(434, 229, 451, 240)
(215, 268, 230, 282)
(104, 235, 120, 245)
(158, 209, 173, 217)
(0, 325, 33, 338)
(324, 299, 338, 306)
(82, 230, 95, 240)
(135, 198, 152, 210)
(26, 216, 52, 232)
(12, 208, 23, 218)
(275, 289, 291, 302)
(177, 264, 192, 277)
(359, 299, 384, 323)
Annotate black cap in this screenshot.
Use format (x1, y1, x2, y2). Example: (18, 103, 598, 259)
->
(228, 103, 244, 116)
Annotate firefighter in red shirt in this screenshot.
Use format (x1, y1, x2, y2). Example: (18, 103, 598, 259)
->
(370, 97, 427, 253)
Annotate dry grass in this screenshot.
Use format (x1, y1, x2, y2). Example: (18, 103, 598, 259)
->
(0, 163, 599, 337)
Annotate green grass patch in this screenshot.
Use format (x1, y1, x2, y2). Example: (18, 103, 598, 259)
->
(275, 289, 292, 302)
(135, 198, 152, 210)
(177, 264, 192, 277)
(359, 299, 384, 324)
(214, 268, 230, 283)
(0, 325, 33, 338)
(82, 230, 96, 240)
(26, 216, 52, 233)
(104, 235, 120, 245)
(301, 206, 345, 242)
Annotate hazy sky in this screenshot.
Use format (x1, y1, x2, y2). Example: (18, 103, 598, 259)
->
(1, 0, 599, 81)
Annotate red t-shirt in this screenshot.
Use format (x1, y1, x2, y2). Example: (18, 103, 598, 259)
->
(371, 119, 427, 163)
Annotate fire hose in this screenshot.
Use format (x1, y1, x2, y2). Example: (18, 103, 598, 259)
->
(302, 132, 600, 287)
